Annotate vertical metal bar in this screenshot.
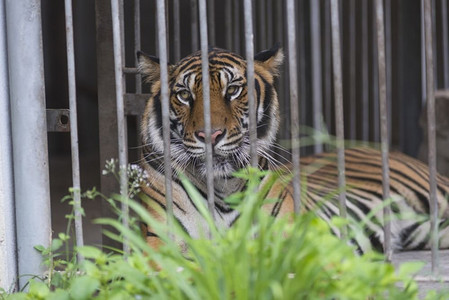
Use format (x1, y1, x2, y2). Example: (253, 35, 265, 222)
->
(372, 1, 380, 142)
(330, 0, 347, 237)
(298, 0, 307, 146)
(375, 0, 392, 262)
(258, 0, 266, 50)
(349, 0, 357, 141)
(64, 0, 84, 258)
(385, 0, 392, 145)
(95, 0, 121, 250)
(5, 0, 51, 288)
(310, 0, 323, 153)
(111, 0, 129, 253)
(266, 0, 273, 47)
(421, 0, 427, 105)
(134, 0, 142, 93)
(424, 0, 439, 275)
(324, 0, 332, 137)
(362, 0, 369, 141)
(243, 0, 258, 167)
(225, 0, 232, 49)
(441, 0, 449, 88)
(198, 0, 215, 219)
(286, 0, 301, 214)
(233, 0, 240, 53)
(191, 0, 199, 51)
(173, 0, 181, 62)
(207, 0, 215, 46)
(0, 0, 17, 289)
(156, 0, 174, 224)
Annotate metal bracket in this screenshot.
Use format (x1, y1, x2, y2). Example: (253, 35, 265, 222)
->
(46, 109, 70, 132)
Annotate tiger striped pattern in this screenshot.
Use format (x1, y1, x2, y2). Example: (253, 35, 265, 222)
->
(137, 46, 449, 253)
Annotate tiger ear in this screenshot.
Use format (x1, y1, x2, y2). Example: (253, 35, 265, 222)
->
(254, 43, 284, 77)
(137, 51, 174, 84)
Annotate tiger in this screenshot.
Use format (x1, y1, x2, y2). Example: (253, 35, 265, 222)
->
(137, 45, 449, 254)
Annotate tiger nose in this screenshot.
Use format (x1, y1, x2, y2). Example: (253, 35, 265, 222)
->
(195, 129, 225, 145)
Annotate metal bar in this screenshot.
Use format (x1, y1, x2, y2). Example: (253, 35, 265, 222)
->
(424, 0, 440, 276)
(5, 0, 51, 288)
(385, 0, 392, 145)
(372, 1, 380, 142)
(207, 0, 215, 46)
(65, 0, 84, 260)
(233, 0, 240, 53)
(46, 109, 71, 132)
(111, 0, 129, 253)
(173, 0, 181, 61)
(298, 0, 307, 147)
(421, 0, 427, 105)
(375, 0, 392, 262)
(330, 0, 347, 237)
(310, 0, 323, 153)
(266, 0, 273, 47)
(198, 0, 215, 219)
(441, 0, 449, 88)
(286, 0, 301, 214)
(0, 0, 17, 289)
(191, 0, 199, 51)
(324, 0, 332, 139)
(225, 0, 232, 49)
(362, 0, 369, 141)
(95, 0, 121, 250)
(134, 0, 142, 93)
(156, 0, 174, 224)
(258, 0, 266, 49)
(349, 0, 356, 141)
(243, 0, 257, 167)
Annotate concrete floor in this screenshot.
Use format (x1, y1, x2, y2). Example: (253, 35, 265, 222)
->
(393, 250, 449, 298)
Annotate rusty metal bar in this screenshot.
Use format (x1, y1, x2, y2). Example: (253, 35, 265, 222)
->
(156, 0, 174, 224)
(330, 0, 347, 237)
(310, 0, 323, 153)
(375, 0, 392, 262)
(424, 0, 440, 275)
(191, 0, 199, 51)
(111, 0, 129, 253)
(286, 0, 301, 213)
(243, 0, 257, 167)
(64, 0, 84, 258)
(198, 0, 216, 219)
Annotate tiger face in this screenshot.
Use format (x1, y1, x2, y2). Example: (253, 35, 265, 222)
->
(138, 46, 283, 178)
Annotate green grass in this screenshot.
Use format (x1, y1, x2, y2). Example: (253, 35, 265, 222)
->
(2, 166, 448, 299)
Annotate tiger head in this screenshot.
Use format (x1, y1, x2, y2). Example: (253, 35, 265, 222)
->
(138, 45, 283, 179)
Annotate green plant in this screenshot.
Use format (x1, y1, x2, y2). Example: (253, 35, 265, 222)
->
(4, 166, 449, 299)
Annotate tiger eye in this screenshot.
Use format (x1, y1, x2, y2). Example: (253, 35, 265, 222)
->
(178, 90, 190, 100)
(226, 86, 238, 95)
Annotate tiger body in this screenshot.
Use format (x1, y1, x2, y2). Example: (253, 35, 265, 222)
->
(138, 46, 449, 253)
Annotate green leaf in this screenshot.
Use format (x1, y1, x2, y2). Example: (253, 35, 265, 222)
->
(76, 246, 103, 259)
(69, 276, 100, 300)
(50, 239, 63, 252)
(34, 245, 46, 253)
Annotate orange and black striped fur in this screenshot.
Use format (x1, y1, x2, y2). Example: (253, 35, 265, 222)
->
(137, 45, 449, 253)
